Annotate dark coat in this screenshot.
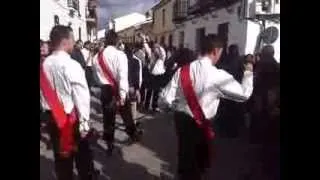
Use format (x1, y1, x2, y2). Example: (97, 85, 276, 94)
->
(71, 48, 86, 69)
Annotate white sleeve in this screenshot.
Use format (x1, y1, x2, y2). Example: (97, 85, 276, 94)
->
(215, 70, 253, 102)
(138, 58, 143, 88)
(118, 52, 129, 100)
(66, 63, 91, 130)
(158, 69, 180, 109)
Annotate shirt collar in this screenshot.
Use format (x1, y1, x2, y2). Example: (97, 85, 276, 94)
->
(52, 50, 70, 58)
(199, 56, 213, 65)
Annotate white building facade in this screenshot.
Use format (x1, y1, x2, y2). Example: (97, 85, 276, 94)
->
(40, 0, 89, 41)
(173, 0, 280, 62)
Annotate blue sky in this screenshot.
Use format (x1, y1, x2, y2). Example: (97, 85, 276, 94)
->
(97, 0, 159, 30)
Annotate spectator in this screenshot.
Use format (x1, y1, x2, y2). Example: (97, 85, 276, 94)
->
(216, 44, 246, 138)
(71, 40, 86, 69)
(82, 41, 94, 90)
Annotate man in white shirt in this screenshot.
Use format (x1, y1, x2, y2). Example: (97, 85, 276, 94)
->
(159, 34, 254, 180)
(92, 30, 142, 155)
(40, 25, 96, 180)
(142, 36, 166, 112)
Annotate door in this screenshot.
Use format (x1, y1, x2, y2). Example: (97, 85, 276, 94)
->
(168, 34, 173, 47)
(196, 27, 206, 52)
(218, 23, 229, 56)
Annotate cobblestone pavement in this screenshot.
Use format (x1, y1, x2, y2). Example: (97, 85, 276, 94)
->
(40, 87, 270, 180)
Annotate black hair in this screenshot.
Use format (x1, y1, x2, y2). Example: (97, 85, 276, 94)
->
(228, 44, 239, 56)
(105, 30, 119, 46)
(200, 34, 224, 55)
(84, 41, 91, 47)
(76, 40, 83, 44)
(261, 45, 275, 58)
(49, 25, 73, 48)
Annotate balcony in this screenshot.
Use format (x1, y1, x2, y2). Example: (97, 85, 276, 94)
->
(188, 0, 240, 15)
(173, 0, 189, 23)
(88, 0, 97, 10)
(86, 9, 96, 22)
(67, 0, 79, 11)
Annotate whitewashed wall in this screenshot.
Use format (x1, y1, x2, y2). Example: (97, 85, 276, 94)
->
(174, 2, 247, 54)
(40, 0, 88, 41)
(173, 1, 280, 62)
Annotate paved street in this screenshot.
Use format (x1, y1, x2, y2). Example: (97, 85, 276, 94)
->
(40, 87, 267, 180)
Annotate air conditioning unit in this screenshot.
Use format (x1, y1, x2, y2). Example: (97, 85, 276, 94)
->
(240, 0, 280, 19)
(255, 0, 279, 15)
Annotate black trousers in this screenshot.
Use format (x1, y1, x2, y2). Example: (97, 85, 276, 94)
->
(46, 111, 95, 180)
(145, 88, 160, 110)
(100, 85, 137, 143)
(174, 111, 212, 180)
(144, 74, 162, 110)
(85, 66, 94, 88)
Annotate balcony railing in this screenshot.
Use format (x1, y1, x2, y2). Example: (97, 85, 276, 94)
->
(173, 0, 189, 23)
(88, 0, 97, 10)
(67, 0, 79, 11)
(188, 0, 240, 15)
(86, 8, 97, 24)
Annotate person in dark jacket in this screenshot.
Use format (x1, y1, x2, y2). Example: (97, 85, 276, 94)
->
(216, 44, 246, 138)
(248, 45, 280, 180)
(71, 40, 86, 69)
(126, 44, 143, 120)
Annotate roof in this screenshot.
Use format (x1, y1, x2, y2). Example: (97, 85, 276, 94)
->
(113, 13, 147, 32)
(152, 0, 171, 10)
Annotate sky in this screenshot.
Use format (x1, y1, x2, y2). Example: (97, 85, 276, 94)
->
(97, 0, 159, 30)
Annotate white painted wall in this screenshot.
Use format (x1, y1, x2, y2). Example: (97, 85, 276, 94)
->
(174, 2, 247, 54)
(40, 0, 88, 41)
(114, 13, 147, 32)
(174, 1, 280, 62)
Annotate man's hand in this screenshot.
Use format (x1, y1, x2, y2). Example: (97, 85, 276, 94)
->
(79, 120, 90, 138)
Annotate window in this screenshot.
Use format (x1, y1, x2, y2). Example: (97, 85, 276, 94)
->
(162, 9, 166, 27)
(195, 28, 205, 52)
(160, 36, 165, 46)
(78, 28, 82, 40)
(54, 15, 59, 25)
(168, 34, 173, 47)
(179, 31, 184, 48)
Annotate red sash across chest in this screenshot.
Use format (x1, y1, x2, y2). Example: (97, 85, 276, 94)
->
(40, 63, 77, 157)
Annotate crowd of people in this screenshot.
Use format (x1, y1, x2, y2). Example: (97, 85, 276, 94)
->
(40, 25, 279, 180)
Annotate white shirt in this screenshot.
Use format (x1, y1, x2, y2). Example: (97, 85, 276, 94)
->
(159, 56, 253, 120)
(81, 48, 92, 67)
(144, 43, 166, 75)
(40, 51, 91, 131)
(92, 46, 129, 100)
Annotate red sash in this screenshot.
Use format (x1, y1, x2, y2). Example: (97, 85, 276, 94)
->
(180, 64, 215, 140)
(40, 63, 77, 157)
(98, 52, 120, 100)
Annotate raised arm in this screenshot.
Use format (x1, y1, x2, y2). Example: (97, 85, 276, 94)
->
(215, 64, 254, 102)
(158, 69, 180, 110)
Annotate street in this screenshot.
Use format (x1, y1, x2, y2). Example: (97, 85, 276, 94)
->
(40, 87, 265, 180)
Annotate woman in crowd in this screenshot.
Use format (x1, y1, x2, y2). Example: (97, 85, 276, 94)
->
(142, 38, 166, 112)
(215, 44, 246, 138)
